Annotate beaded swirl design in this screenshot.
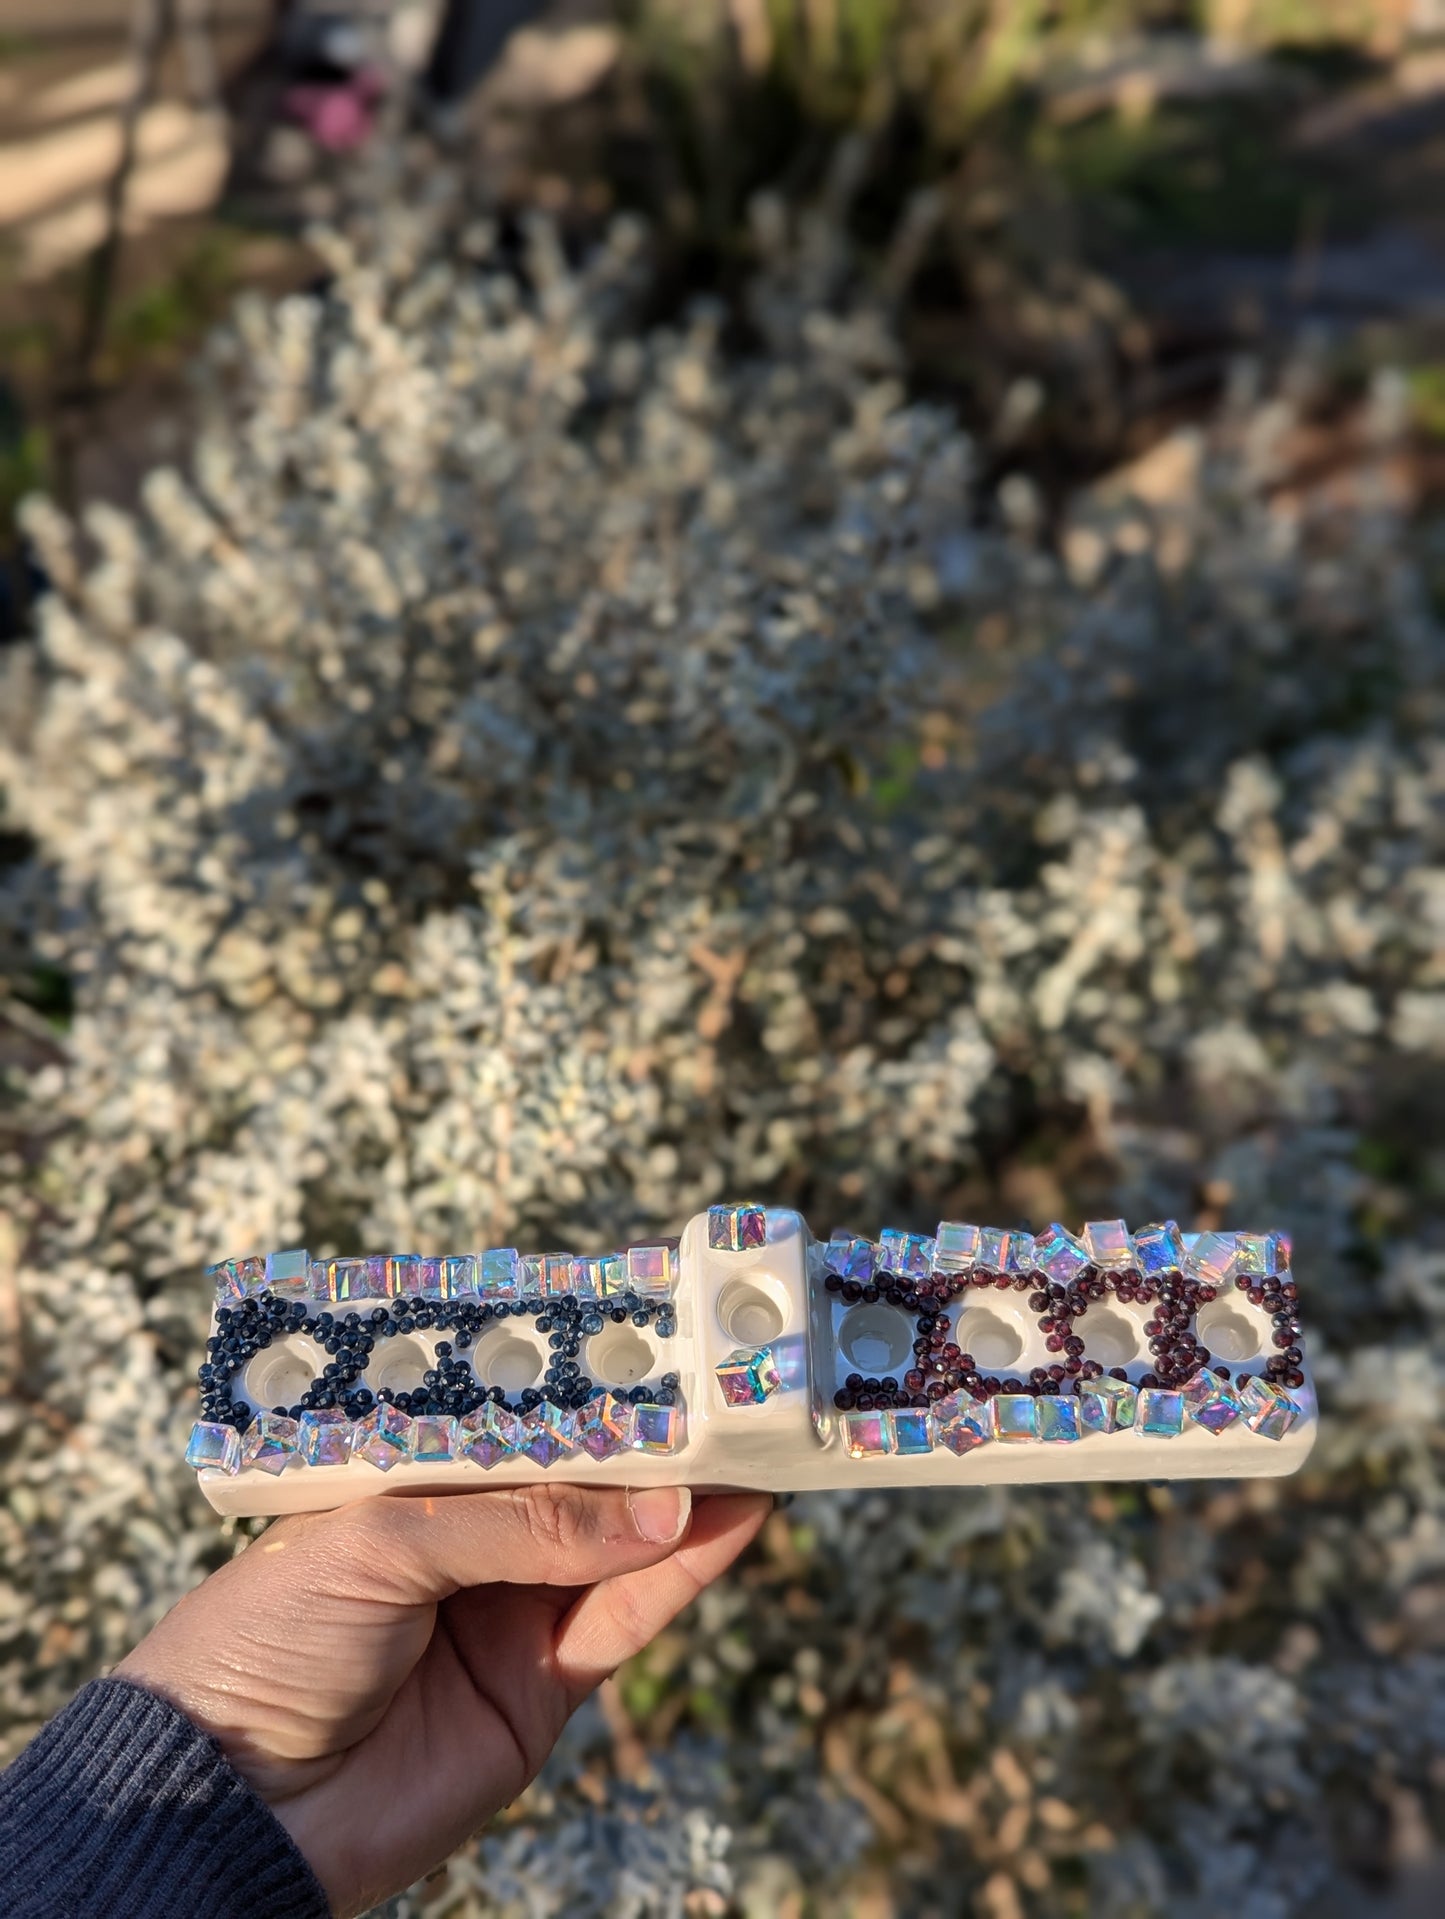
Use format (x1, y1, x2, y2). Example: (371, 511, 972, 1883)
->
(189, 1241, 685, 1477)
(185, 1216, 1307, 1477)
(815, 1218, 1306, 1458)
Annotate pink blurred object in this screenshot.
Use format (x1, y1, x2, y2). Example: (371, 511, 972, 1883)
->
(283, 65, 387, 152)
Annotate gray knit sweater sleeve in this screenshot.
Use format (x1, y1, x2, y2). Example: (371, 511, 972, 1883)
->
(0, 1675, 331, 1918)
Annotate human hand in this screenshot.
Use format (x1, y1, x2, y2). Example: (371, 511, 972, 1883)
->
(118, 1484, 770, 1916)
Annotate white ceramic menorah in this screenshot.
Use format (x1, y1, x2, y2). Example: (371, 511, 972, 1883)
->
(185, 1207, 1315, 1515)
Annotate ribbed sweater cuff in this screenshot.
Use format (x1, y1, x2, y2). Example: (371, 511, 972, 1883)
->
(0, 1675, 330, 1919)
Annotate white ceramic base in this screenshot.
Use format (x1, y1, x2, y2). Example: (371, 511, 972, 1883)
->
(197, 1209, 1317, 1516)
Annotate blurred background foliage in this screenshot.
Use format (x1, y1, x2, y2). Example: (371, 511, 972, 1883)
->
(2, 4, 1445, 1918)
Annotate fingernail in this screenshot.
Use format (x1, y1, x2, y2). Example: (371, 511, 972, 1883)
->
(627, 1485, 691, 1543)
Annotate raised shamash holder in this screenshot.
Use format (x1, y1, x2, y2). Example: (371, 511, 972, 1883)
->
(186, 1210, 1316, 1516)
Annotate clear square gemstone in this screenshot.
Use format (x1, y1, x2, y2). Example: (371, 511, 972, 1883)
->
(1082, 1220, 1132, 1270)
(715, 1345, 782, 1406)
(1183, 1370, 1242, 1435)
(298, 1409, 352, 1466)
(540, 1254, 577, 1298)
(207, 1256, 265, 1304)
(441, 1255, 478, 1300)
(976, 1227, 1021, 1274)
(932, 1222, 984, 1274)
(824, 1232, 876, 1281)
(241, 1412, 299, 1475)
(596, 1253, 629, 1297)
(319, 1257, 386, 1303)
(992, 1394, 1040, 1442)
(518, 1253, 544, 1296)
(931, 1393, 992, 1455)
(185, 1420, 241, 1474)
(519, 1403, 576, 1467)
(632, 1402, 685, 1455)
(576, 1396, 634, 1460)
(1234, 1232, 1272, 1279)
(1136, 1388, 1185, 1437)
(877, 1228, 933, 1278)
(352, 1404, 412, 1470)
(263, 1249, 310, 1295)
(411, 1415, 458, 1463)
(891, 1407, 932, 1455)
(1132, 1222, 1185, 1278)
(1036, 1396, 1082, 1443)
(840, 1409, 893, 1458)
(459, 1401, 520, 1468)
(1183, 1231, 1240, 1287)
(708, 1203, 767, 1251)
(1079, 1376, 1137, 1433)
(1239, 1376, 1300, 1440)
(477, 1248, 520, 1299)
(627, 1243, 675, 1299)
(1031, 1224, 1090, 1285)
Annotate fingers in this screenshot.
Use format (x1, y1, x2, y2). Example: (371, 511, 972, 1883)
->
(287, 1481, 697, 1606)
(552, 1492, 772, 1697)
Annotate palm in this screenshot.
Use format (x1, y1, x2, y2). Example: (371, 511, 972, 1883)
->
(120, 1488, 770, 1918)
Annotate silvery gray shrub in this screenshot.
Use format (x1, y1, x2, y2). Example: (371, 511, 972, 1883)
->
(0, 171, 1441, 1915)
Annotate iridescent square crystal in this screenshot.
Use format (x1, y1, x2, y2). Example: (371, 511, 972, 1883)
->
(1183, 1369, 1242, 1435)
(596, 1252, 629, 1297)
(708, 1203, 767, 1251)
(877, 1228, 933, 1278)
(715, 1346, 782, 1406)
(1136, 1388, 1185, 1437)
(932, 1221, 984, 1274)
(976, 1227, 1021, 1274)
(385, 1254, 422, 1298)
(542, 1253, 577, 1299)
(992, 1394, 1040, 1442)
(1270, 1230, 1292, 1275)
(1079, 1376, 1137, 1433)
(841, 1409, 893, 1458)
(418, 1258, 445, 1296)
(1239, 1376, 1300, 1441)
(632, 1402, 685, 1455)
(241, 1412, 299, 1476)
(931, 1393, 992, 1456)
(576, 1395, 634, 1461)
(459, 1401, 520, 1468)
(571, 1256, 604, 1300)
(352, 1404, 412, 1470)
(1234, 1232, 1272, 1279)
(518, 1405, 571, 1467)
(891, 1407, 933, 1455)
(1082, 1220, 1132, 1270)
(207, 1255, 266, 1304)
(263, 1248, 310, 1295)
(1036, 1396, 1082, 1443)
(1133, 1221, 1185, 1278)
(627, 1243, 676, 1299)
(411, 1414, 458, 1463)
(1183, 1231, 1240, 1287)
(185, 1420, 241, 1474)
(298, 1408, 352, 1466)
(1031, 1224, 1090, 1285)
(319, 1256, 386, 1303)
(824, 1231, 876, 1281)
(518, 1253, 544, 1296)
(438, 1255, 477, 1300)
(478, 1247, 520, 1300)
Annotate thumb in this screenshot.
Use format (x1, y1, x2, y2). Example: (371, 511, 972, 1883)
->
(276, 1481, 695, 1607)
